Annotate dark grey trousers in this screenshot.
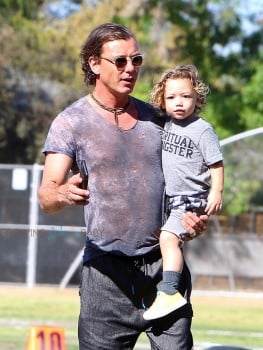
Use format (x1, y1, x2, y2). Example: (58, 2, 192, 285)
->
(78, 252, 193, 350)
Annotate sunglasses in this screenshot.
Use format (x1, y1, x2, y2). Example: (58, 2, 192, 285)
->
(100, 54, 143, 69)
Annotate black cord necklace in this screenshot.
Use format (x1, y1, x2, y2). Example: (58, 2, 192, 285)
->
(90, 93, 130, 126)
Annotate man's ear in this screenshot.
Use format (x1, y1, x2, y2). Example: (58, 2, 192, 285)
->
(89, 56, 100, 75)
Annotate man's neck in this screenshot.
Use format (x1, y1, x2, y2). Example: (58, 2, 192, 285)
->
(91, 84, 130, 109)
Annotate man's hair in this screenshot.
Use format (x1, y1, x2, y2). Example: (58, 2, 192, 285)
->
(150, 64, 210, 115)
(80, 23, 135, 86)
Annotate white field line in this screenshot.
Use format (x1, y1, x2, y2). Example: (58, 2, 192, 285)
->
(194, 329, 263, 338)
(193, 290, 263, 299)
(0, 319, 262, 350)
(134, 342, 263, 350)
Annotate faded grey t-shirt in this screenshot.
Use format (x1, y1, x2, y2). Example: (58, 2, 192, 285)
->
(162, 115, 223, 200)
(43, 96, 165, 259)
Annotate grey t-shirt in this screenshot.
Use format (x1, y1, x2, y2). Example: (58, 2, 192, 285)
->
(162, 115, 223, 199)
(43, 96, 165, 259)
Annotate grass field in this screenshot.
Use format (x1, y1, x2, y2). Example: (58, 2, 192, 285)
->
(0, 284, 262, 350)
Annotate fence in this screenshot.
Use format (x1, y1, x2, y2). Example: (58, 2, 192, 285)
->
(0, 163, 85, 287)
(0, 163, 262, 290)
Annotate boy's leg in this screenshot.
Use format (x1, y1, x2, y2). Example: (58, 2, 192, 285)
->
(159, 230, 183, 294)
(146, 262, 193, 350)
(143, 209, 187, 320)
(143, 233, 187, 320)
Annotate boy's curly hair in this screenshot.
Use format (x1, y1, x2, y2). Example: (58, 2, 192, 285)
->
(150, 65, 209, 115)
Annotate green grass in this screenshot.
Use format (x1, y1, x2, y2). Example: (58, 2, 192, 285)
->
(192, 293, 263, 348)
(0, 285, 262, 350)
(0, 285, 79, 350)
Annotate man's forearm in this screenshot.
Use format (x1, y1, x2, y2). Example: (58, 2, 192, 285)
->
(38, 182, 69, 213)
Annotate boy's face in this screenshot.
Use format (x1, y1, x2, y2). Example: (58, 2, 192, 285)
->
(164, 78, 198, 120)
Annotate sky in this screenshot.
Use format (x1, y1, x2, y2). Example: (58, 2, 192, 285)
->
(43, 0, 263, 34)
(239, 0, 263, 34)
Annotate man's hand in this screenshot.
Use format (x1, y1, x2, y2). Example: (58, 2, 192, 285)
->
(181, 212, 208, 241)
(38, 152, 90, 213)
(58, 173, 90, 206)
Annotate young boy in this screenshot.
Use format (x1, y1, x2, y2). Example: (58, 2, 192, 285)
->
(143, 65, 224, 320)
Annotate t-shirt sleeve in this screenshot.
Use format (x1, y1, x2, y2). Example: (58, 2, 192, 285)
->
(199, 127, 223, 166)
(43, 113, 76, 159)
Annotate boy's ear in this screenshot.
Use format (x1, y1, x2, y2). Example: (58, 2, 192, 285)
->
(196, 97, 202, 107)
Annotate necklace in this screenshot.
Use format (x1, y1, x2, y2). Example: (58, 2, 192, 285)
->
(90, 93, 130, 126)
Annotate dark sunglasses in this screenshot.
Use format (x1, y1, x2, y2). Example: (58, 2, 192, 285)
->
(100, 54, 143, 69)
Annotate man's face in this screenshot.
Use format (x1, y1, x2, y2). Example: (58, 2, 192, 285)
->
(96, 37, 142, 96)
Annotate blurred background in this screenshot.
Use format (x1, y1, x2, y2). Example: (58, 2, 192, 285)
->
(0, 0, 262, 290)
(0, 2, 262, 349)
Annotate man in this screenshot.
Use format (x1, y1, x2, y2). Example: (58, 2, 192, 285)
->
(38, 23, 207, 350)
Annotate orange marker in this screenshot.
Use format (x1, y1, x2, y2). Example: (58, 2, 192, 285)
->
(26, 325, 66, 350)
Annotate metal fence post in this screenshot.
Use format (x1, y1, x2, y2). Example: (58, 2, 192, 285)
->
(26, 163, 41, 287)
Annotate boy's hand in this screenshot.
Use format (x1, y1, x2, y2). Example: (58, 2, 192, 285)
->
(205, 190, 222, 215)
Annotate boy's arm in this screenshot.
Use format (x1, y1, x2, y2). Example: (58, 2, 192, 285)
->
(206, 160, 224, 215)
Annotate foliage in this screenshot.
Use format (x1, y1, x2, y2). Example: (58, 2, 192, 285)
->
(133, 0, 263, 138)
(0, 0, 262, 213)
(125, 0, 263, 214)
(0, 0, 41, 19)
(0, 64, 79, 164)
(0, 14, 78, 84)
(221, 135, 263, 215)
(240, 60, 263, 129)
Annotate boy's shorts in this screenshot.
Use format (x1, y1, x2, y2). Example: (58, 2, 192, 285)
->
(162, 197, 207, 236)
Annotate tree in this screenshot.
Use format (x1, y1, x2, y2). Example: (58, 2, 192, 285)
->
(122, 0, 263, 138)
(0, 0, 42, 19)
(0, 64, 78, 164)
(120, 0, 263, 215)
(0, 2, 111, 164)
(240, 61, 263, 129)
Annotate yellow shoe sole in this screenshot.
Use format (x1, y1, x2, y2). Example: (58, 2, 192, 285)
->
(143, 291, 187, 320)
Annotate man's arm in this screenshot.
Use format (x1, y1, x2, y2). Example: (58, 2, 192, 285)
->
(38, 153, 89, 213)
